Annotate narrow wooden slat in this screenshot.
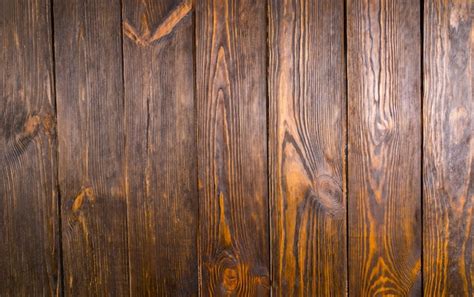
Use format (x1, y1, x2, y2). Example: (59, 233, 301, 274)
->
(196, 0, 269, 295)
(347, 0, 422, 295)
(53, 0, 129, 295)
(121, 0, 198, 295)
(423, 0, 473, 295)
(268, 0, 347, 295)
(0, 0, 59, 295)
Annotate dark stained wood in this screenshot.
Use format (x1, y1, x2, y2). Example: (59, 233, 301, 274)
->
(53, 0, 129, 295)
(268, 0, 347, 295)
(196, 0, 269, 295)
(121, 0, 198, 295)
(347, 0, 422, 295)
(423, 0, 473, 295)
(0, 0, 60, 295)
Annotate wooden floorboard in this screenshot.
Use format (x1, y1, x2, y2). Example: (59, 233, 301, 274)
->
(268, 0, 347, 295)
(423, 0, 473, 296)
(347, 0, 423, 295)
(0, 0, 59, 295)
(122, 0, 198, 295)
(196, 0, 270, 295)
(53, 0, 129, 295)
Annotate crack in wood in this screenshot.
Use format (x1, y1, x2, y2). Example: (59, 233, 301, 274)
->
(123, 0, 192, 47)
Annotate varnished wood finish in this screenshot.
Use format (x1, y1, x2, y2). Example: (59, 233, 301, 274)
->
(53, 0, 129, 295)
(268, 0, 347, 295)
(196, 0, 270, 295)
(423, 0, 473, 296)
(0, 0, 59, 295)
(122, 0, 197, 295)
(347, 0, 422, 295)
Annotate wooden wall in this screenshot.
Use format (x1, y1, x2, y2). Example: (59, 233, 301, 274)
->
(0, 0, 472, 296)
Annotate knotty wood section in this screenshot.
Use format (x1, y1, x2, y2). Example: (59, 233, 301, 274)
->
(347, 0, 422, 295)
(423, 1, 473, 296)
(268, 0, 347, 295)
(53, 0, 129, 295)
(122, 0, 197, 295)
(0, 0, 59, 295)
(196, 0, 269, 295)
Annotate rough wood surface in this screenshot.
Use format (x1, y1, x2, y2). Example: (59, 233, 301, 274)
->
(196, 0, 270, 295)
(0, 0, 59, 295)
(53, 0, 129, 295)
(268, 0, 347, 295)
(347, 0, 422, 295)
(423, 0, 473, 296)
(122, 0, 197, 295)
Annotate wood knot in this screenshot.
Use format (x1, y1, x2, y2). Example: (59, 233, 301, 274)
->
(307, 174, 344, 219)
(222, 267, 239, 291)
(41, 114, 56, 135)
(72, 187, 95, 213)
(206, 250, 269, 295)
(23, 115, 41, 135)
(123, 0, 192, 47)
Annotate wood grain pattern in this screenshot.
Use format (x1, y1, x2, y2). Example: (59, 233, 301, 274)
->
(268, 0, 347, 295)
(0, 0, 59, 295)
(196, 0, 269, 295)
(53, 0, 129, 295)
(347, 0, 422, 295)
(423, 0, 473, 296)
(122, 0, 197, 295)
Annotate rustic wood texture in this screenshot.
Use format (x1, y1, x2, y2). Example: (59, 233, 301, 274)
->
(347, 0, 422, 295)
(53, 0, 129, 295)
(268, 0, 347, 295)
(423, 0, 473, 296)
(3, 0, 474, 295)
(0, 0, 59, 295)
(122, 0, 197, 295)
(196, 0, 270, 295)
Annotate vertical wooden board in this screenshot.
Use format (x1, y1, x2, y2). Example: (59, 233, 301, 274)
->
(53, 0, 129, 295)
(0, 0, 59, 295)
(268, 0, 347, 295)
(423, 0, 473, 296)
(347, 0, 422, 295)
(196, 0, 269, 295)
(121, 0, 197, 295)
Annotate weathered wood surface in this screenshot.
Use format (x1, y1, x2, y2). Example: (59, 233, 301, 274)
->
(122, 0, 197, 295)
(268, 0, 347, 295)
(0, 0, 59, 295)
(347, 0, 422, 295)
(53, 0, 129, 295)
(2, 0, 474, 296)
(196, 0, 270, 295)
(423, 0, 473, 296)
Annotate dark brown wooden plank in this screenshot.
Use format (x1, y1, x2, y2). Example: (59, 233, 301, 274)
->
(347, 0, 422, 295)
(0, 0, 59, 295)
(121, 0, 197, 295)
(196, 0, 269, 295)
(423, 1, 473, 295)
(268, 0, 347, 295)
(53, 0, 129, 295)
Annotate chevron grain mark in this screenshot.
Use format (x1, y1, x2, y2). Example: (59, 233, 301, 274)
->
(123, 0, 192, 46)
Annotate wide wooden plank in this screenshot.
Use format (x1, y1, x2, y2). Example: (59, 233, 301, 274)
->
(347, 0, 422, 295)
(268, 0, 347, 295)
(53, 0, 129, 295)
(423, 0, 473, 295)
(196, 0, 269, 295)
(0, 0, 59, 295)
(121, 0, 197, 295)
